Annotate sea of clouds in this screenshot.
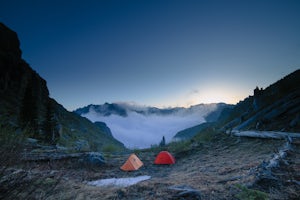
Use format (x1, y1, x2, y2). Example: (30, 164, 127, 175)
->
(82, 104, 217, 149)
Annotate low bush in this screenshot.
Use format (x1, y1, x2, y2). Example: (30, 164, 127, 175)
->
(235, 184, 268, 200)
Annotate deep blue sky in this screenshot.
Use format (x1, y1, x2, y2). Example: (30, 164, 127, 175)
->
(1, 0, 300, 110)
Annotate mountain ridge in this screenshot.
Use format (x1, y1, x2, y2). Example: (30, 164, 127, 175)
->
(75, 102, 230, 119)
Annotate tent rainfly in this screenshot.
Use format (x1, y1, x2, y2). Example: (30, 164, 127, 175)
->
(120, 153, 143, 171)
(154, 151, 176, 165)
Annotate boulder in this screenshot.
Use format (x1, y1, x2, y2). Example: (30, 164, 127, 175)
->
(81, 152, 105, 166)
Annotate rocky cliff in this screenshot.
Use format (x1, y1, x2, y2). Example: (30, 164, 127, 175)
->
(0, 22, 125, 151)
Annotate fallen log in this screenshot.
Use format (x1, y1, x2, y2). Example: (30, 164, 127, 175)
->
(229, 130, 300, 142)
(227, 130, 298, 190)
(22, 152, 84, 161)
(22, 152, 105, 165)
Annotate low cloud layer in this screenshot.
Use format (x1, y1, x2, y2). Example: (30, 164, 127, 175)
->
(82, 105, 214, 149)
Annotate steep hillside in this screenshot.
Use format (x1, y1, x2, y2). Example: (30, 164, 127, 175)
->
(218, 69, 300, 132)
(173, 122, 215, 141)
(173, 103, 233, 140)
(0, 22, 125, 151)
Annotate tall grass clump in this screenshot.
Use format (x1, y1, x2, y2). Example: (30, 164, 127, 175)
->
(0, 125, 25, 170)
(193, 126, 219, 144)
(167, 140, 192, 153)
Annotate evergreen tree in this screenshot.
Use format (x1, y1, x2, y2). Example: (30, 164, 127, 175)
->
(43, 100, 59, 144)
(19, 78, 38, 137)
(159, 136, 166, 147)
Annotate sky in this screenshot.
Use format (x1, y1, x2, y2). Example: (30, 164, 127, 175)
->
(1, 0, 300, 111)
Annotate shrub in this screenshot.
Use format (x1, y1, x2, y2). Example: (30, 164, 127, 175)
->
(101, 144, 120, 153)
(235, 184, 269, 200)
(0, 125, 25, 169)
(167, 140, 191, 153)
(193, 127, 219, 144)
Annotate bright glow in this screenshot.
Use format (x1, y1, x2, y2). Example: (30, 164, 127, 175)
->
(155, 85, 249, 109)
(197, 88, 243, 104)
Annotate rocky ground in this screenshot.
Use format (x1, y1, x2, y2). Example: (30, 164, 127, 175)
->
(1, 135, 299, 199)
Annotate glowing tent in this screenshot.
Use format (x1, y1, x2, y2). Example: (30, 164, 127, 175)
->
(120, 154, 143, 171)
(154, 151, 176, 165)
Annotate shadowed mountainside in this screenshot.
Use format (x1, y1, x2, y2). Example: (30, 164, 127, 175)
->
(218, 69, 300, 133)
(0, 22, 125, 151)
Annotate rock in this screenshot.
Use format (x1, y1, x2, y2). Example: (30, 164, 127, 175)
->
(169, 185, 201, 200)
(177, 190, 202, 200)
(289, 114, 300, 127)
(0, 22, 22, 58)
(81, 152, 105, 166)
(75, 139, 90, 151)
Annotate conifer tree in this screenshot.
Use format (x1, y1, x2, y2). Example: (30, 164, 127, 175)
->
(159, 136, 166, 147)
(19, 77, 38, 137)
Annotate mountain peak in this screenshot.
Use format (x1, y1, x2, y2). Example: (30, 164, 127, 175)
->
(0, 22, 22, 58)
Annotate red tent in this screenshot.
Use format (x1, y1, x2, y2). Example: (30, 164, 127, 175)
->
(154, 151, 175, 165)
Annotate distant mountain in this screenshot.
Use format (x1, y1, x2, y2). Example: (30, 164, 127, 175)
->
(75, 102, 231, 148)
(0, 22, 125, 151)
(75, 103, 128, 117)
(75, 102, 230, 120)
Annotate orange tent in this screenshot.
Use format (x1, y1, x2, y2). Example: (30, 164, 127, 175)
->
(120, 153, 143, 171)
(154, 151, 175, 165)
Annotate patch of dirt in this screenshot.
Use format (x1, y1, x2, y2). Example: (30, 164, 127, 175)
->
(1, 135, 299, 199)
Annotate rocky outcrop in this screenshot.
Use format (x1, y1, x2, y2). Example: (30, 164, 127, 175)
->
(0, 23, 21, 58)
(0, 22, 50, 137)
(0, 22, 125, 151)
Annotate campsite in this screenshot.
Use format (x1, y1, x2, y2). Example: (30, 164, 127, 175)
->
(2, 133, 299, 199)
(1, 1, 300, 199)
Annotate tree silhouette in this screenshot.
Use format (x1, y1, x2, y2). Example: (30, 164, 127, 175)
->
(159, 136, 166, 147)
(19, 77, 38, 137)
(43, 99, 59, 144)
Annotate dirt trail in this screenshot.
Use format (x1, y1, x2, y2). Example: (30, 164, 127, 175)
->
(2, 136, 299, 199)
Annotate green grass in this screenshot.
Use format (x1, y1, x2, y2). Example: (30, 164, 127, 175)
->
(102, 144, 123, 153)
(235, 184, 269, 200)
(0, 125, 25, 177)
(167, 140, 192, 153)
(193, 126, 219, 144)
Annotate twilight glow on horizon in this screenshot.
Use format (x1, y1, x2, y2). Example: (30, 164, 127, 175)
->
(1, 0, 300, 110)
